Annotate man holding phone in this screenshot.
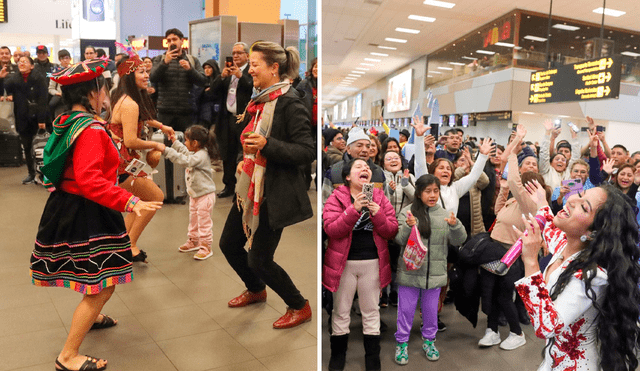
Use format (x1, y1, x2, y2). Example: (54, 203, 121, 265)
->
(212, 42, 253, 198)
(150, 28, 207, 133)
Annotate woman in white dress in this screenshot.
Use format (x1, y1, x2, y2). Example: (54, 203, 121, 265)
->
(515, 181, 640, 371)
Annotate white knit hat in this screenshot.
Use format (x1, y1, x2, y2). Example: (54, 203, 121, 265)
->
(346, 128, 371, 147)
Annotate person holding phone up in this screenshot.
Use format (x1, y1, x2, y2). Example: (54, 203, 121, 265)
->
(212, 42, 254, 198)
(149, 28, 207, 133)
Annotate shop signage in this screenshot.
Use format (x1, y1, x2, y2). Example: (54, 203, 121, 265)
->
(483, 20, 511, 48)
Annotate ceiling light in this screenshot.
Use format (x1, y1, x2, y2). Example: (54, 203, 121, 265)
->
(355, 67, 369, 71)
(461, 56, 477, 60)
(370, 52, 388, 56)
(475, 50, 495, 55)
(423, 0, 455, 9)
(364, 58, 381, 62)
(360, 63, 375, 66)
(553, 24, 580, 31)
(395, 27, 420, 34)
(345, 76, 357, 79)
(621, 51, 640, 57)
(593, 7, 626, 17)
(494, 42, 515, 47)
(524, 35, 547, 42)
(351, 70, 365, 74)
(428, 71, 442, 74)
(378, 45, 397, 50)
(438, 67, 453, 70)
(428, 75, 433, 77)
(521, 112, 535, 115)
(348, 74, 360, 77)
(385, 37, 408, 43)
(448, 62, 466, 66)
(408, 15, 436, 22)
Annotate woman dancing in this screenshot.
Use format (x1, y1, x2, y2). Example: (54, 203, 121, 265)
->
(515, 180, 640, 371)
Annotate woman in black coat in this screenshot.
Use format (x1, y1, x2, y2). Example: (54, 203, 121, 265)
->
(4, 56, 48, 183)
(198, 59, 223, 129)
(218, 42, 314, 329)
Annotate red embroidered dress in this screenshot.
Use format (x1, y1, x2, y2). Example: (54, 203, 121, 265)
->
(515, 206, 607, 371)
(107, 120, 150, 177)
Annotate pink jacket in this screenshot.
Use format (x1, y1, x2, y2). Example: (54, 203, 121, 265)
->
(322, 185, 398, 292)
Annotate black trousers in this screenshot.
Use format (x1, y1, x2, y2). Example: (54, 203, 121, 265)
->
(219, 198, 306, 310)
(157, 111, 194, 133)
(221, 113, 246, 190)
(487, 258, 524, 335)
(19, 132, 35, 175)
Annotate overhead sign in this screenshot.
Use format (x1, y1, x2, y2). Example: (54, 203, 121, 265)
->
(0, 0, 6, 23)
(528, 56, 621, 104)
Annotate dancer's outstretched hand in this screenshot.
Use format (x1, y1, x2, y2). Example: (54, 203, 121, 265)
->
(132, 200, 163, 216)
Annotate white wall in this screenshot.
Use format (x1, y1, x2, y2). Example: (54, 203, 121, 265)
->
(0, 0, 72, 37)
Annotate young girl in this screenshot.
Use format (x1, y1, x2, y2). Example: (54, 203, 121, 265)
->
(393, 174, 467, 365)
(163, 125, 219, 260)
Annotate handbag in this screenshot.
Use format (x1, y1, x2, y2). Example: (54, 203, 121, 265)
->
(402, 225, 429, 270)
(0, 100, 15, 132)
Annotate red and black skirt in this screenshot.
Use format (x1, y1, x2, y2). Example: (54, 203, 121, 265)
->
(30, 191, 133, 294)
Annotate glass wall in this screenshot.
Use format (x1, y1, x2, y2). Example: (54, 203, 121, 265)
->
(425, 9, 640, 87)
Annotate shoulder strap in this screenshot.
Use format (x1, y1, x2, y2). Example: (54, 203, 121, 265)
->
(186, 54, 196, 69)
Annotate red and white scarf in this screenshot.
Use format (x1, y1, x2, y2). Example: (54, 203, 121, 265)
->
(236, 81, 290, 246)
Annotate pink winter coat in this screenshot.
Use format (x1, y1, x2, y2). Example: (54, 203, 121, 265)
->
(322, 185, 398, 292)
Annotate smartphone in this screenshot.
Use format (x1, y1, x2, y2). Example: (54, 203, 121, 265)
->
(596, 125, 606, 132)
(363, 183, 374, 202)
(490, 142, 497, 155)
(226, 56, 233, 68)
(502, 166, 509, 180)
(561, 179, 583, 199)
(553, 119, 562, 130)
(430, 123, 439, 142)
(566, 121, 580, 134)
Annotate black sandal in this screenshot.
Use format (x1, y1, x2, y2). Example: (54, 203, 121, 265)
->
(132, 250, 147, 263)
(90, 314, 117, 330)
(55, 356, 107, 371)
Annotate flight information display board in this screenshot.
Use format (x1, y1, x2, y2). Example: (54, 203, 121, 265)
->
(528, 56, 621, 104)
(0, 0, 6, 23)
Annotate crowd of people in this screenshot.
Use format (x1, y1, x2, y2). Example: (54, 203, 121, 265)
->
(2, 28, 316, 371)
(321, 117, 640, 371)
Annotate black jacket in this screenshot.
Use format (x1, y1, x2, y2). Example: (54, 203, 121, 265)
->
(4, 71, 48, 135)
(149, 51, 207, 115)
(295, 76, 316, 125)
(0, 63, 18, 95)
(33, 60, 59, 77)
(196, 59, 223, 127)
(238, 88, 314, 230)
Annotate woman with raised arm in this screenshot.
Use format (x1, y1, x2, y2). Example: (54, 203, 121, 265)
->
(539, 119, 582, 190)
(30, 59, 162, 371)
(516, 180, 640, 371)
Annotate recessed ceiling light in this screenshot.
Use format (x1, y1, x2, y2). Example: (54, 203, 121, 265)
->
(351, 71, 365, 74)
(423, 0, 455, 9)
(360, 63, 375, 66)
(524, 35, 547, 42)
(428, 71, 442, 74)
(461, 56, 477, 60)
(348, 74, 360, 77)
(553, 24, 580, 31)
(593, 7, 626, 17)
(621, 51, 640, 57)
(438, 67, 453, 70)
(364, 58, 381, 62)
(428, 75, 433, 77)
(475, 50, 495, 55)
(521, 112, 535, 115)
(385, 37, 408, 43)
(355, 67, 369, 71)
(408, 15, 436, 22)
(370, 52, 389, 57)
(395, 27, 420, 34)
(448, 62, 466, 66)
(494, 42, 515, 47)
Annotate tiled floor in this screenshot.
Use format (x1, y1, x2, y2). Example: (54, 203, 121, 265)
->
(0, 165, 317, 371)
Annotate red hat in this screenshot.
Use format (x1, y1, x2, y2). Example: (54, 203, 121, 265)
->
(49, 58, 108, 86)
(36, 45, 48, 54)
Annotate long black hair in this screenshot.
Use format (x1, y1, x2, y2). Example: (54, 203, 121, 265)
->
(61, 75, 105, 114)
(549, 185, 640, 371)
(110, 56, 156, 121)
(411, 174, 441, 239)
(184, 125, 219, 161)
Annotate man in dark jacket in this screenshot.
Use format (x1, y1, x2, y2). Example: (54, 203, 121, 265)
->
(0, 46, 18, 95)
(4, 56, 48, 184)
(33, 45, 59, 77)
(149, 28, 207, 133)
(212, 42, 254, 198)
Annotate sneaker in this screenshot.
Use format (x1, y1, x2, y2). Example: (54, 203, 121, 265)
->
(22, 174, 35, 184)
(478, 328, 501, 347)
(178, 239, 200, 252)
(499, 332, 526, 350)
(390, 290, 398, 306)
(422, 338, 439, 361)
(193, 247, 213, 260)
(437, 318, 447, 332)
(395, 342, 408, 365)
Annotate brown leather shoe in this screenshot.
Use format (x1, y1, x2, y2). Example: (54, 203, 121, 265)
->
(228, 289, 267, 308)
(273, 300, 312, 329)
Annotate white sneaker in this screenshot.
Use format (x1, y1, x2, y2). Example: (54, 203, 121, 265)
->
(499, 332, 526, 350)
(478, 328, 501, 347)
